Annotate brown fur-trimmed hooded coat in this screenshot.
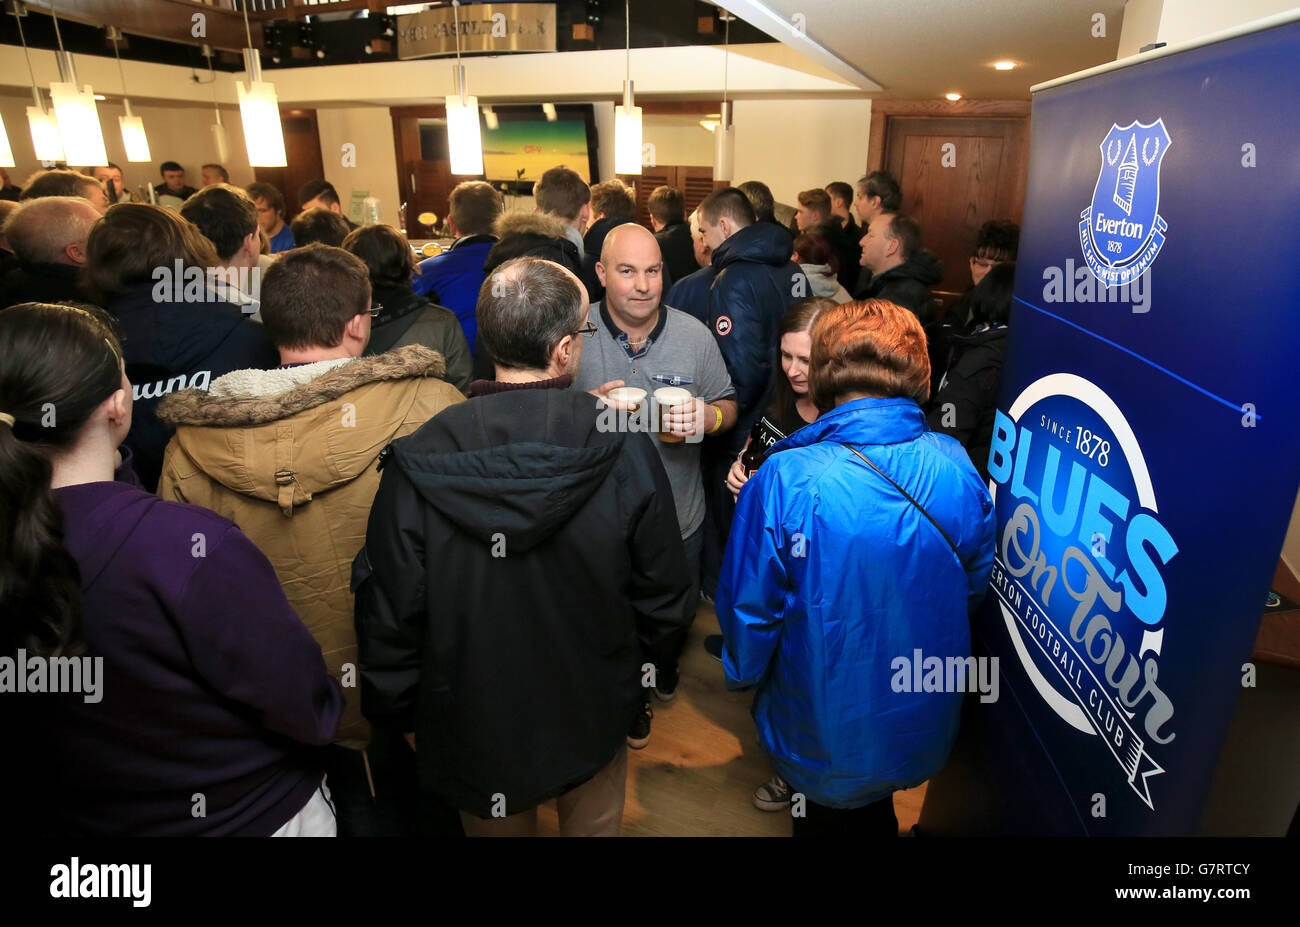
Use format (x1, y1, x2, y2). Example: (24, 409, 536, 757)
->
(155, 345, 464, 749)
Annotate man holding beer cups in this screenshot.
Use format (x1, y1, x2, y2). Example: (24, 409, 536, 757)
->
(573, 224, 737, 748)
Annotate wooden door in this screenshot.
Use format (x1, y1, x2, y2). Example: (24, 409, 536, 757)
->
(620, 165, 719, 228)
(392, 105, 460, 239)
(882, 113, 1029, 303)
(254, 109, 326, 218)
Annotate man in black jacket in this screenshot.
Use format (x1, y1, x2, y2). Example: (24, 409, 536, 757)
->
(353, 257, 690, 837)
(857, 212, 943, 326)
(695, 187, 806, 598)
(649, 185, 696, 286)
(0, 196, 100, 309)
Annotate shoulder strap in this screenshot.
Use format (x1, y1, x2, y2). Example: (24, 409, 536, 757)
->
(841, 443, 960, 558)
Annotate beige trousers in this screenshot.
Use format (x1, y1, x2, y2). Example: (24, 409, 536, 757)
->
(459, 745, 628, 837)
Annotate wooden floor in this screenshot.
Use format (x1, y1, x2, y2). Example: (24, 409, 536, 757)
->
(535, 601, 927, 837)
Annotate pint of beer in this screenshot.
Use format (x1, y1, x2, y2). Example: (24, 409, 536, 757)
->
(654, 386, 693, 444)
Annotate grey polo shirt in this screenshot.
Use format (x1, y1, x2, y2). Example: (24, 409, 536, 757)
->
(571, 301, 735, 538)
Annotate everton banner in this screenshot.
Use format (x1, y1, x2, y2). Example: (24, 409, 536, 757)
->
(920, 15, 1300, 835)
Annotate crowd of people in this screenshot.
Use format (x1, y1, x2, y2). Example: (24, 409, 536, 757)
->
(0, 157, 1020, 837)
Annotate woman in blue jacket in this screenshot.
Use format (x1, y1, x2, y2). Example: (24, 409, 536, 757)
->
(716, 298, 996, 837)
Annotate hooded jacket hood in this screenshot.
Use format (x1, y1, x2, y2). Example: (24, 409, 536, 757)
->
(386, 389, 624, 553)
(156, 344, 446, 510)
(492, 210, 569, 240)
(713, 221, 799, 271)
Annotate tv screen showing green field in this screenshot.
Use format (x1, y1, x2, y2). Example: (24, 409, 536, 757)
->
(483, 120, 592, 182)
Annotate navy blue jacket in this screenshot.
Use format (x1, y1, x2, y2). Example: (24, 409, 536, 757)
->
(717, 398, 995, 808)
(413, 235, 496, 352)
(666, 265, 714, 325)
(107, 281, 278, 491)
(706, 223, 806, 455)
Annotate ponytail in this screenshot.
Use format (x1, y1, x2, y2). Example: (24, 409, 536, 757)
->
(0, 303, 124, 658)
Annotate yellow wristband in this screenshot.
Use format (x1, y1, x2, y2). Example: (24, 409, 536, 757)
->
(709, 403, 724, 434)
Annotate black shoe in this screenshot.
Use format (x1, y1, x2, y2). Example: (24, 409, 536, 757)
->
(627, 701, 652, 749)
(704, 634, 724, 662)
(654, 664, 679, 703)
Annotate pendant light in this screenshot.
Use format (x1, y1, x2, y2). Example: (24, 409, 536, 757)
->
(0, 114, 13, 168)
(48, 5, 109, 166)
(713, 12, 734, 183)
(613, 0, 642, 175)
(237, 2, 287, 167)
(108, 27, 150, 163)
(11, 3, 64, 162)
(203, 46, 232, 163)
(445, 0, 484, 175)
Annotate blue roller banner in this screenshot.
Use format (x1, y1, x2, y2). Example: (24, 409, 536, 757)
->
(918, 17, 1300, 835)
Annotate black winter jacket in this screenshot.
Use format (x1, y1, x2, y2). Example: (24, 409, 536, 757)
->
(856, 250, 943, 326)
(0, 260, 83, 309)
(351, 384, 691, 818)
(655, 221, 697, 288)
(107, 281, 278, 491)
(926, 326, 1008, 483)
(707, 222, 806, 455)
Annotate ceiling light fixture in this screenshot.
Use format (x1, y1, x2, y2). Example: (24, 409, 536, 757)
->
(108, 27, 151, 163)
(203, 45, 231, 164)
(699, 119, 719, 133)
(613, 0, 642, 175)
(945, 92, 962, 101)
(10, 3, 64, 162)
(994, 61, 1016, 71)
(483, 105, 499, 131)
(445, 0, 484, 175)
(542, 103, 558, 122)
(49, 6, 109, 167)
(713, 13, 734, 182)
(237, 1, 288, 167)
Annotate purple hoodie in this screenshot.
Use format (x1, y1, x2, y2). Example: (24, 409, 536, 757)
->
(25, 480, 345, 836)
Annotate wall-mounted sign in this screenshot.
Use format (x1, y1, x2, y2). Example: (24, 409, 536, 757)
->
(397, 3, 557, 60)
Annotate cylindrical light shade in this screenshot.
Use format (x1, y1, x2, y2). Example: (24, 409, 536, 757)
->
(212, 121, 231, 163)
(49, 82, 108, 167)
(119, 115, 151, 163)
(445, 93, 484, 175)
(0, 113, 15, 168)
(27, 106, 66, 163)
(712, 101, 734, 182)
(237, 81, 287, 167)
(614, 104, 643, 175)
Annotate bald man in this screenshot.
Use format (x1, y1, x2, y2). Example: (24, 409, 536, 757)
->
(0, 195, 102, 309)
(573, 222, 737, 709)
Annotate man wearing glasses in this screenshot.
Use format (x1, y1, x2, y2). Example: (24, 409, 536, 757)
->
(154, 243, 466, 836)
(353, 257, 691, 836)
(574, 224, 736, 744)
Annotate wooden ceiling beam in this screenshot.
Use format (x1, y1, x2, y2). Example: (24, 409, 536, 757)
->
(18, 0, 256, 52)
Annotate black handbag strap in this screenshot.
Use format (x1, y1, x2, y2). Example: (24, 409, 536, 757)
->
(841, 443, 960, 558)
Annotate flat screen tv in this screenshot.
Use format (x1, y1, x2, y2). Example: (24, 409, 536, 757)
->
(483, 104, 598, 188)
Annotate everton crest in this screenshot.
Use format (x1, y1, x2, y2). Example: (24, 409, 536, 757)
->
(1079, 119, 1171, 288)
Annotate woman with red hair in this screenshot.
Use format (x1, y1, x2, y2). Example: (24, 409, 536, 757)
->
(715, 299, 996, 837)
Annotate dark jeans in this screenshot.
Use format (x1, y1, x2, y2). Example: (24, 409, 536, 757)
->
(323, 731, 463, 837)
(792, 794, 899, 838)
(640, 527, 702, 701)
(699, 443, 735, 600)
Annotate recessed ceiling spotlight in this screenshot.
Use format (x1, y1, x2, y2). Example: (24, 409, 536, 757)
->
(93, 94, 107, 101)
(945, 92, 962, 101)
(994, 61, 1016, 70)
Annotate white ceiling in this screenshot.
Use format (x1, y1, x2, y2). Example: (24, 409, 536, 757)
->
(718, 0, 1128, 99)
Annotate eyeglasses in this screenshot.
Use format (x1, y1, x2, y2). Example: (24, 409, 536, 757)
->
(367, 303, 383, 318)
(573, 321, 598, 338)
